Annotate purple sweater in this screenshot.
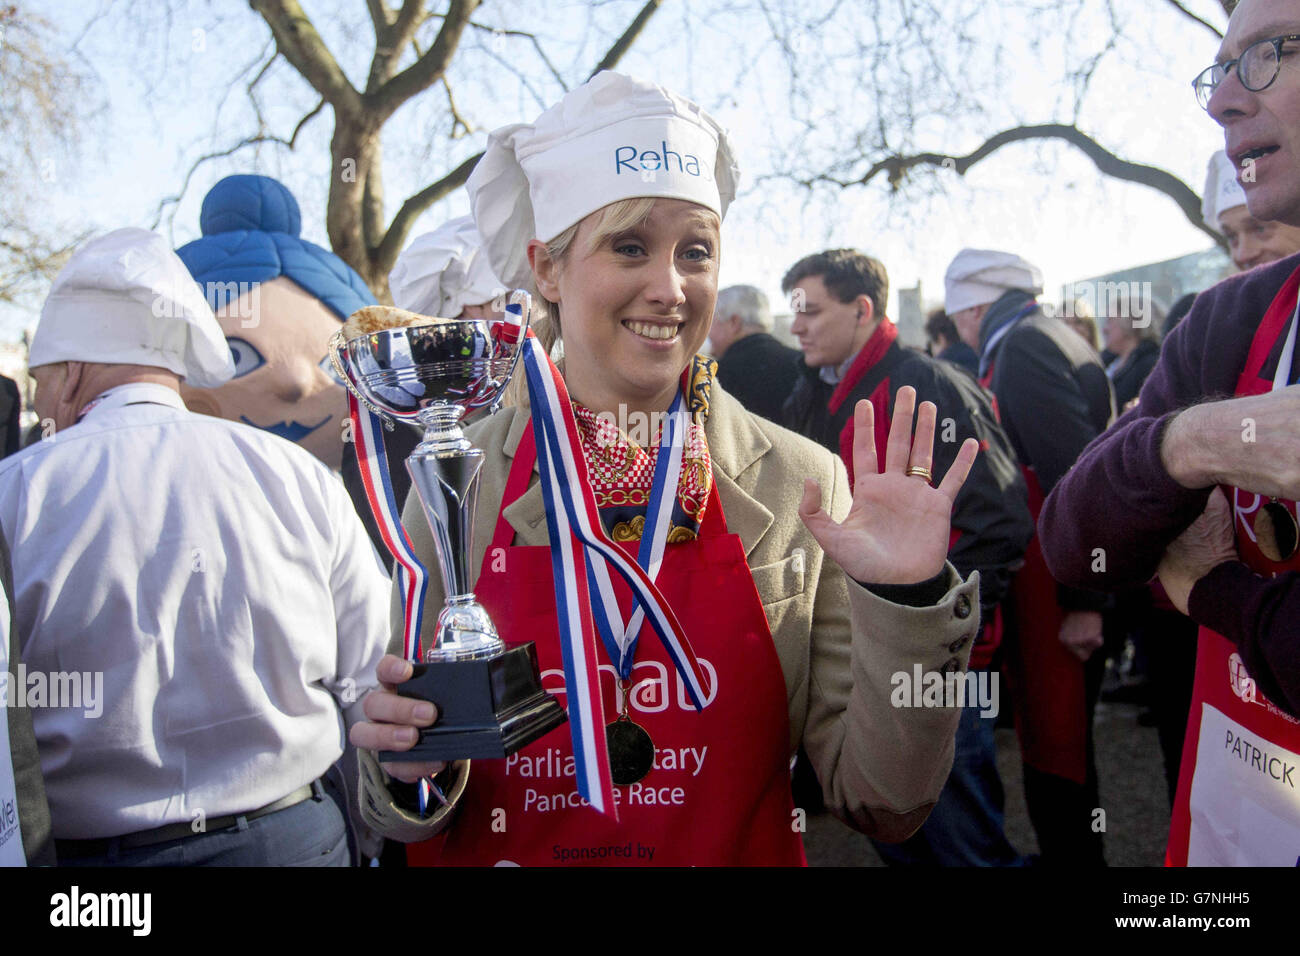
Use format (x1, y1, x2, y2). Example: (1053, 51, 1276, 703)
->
(1039, 251, 1300, 715)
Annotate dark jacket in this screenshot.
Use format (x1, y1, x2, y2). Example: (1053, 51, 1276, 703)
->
(1040, 252, 1300, 715)
(936, 340, 979, 376)
(1107, 338, 1159, 409)
(783, 320, 1033, 626)
(716, 332, 804, 423)
(978, 290, 1114, 613)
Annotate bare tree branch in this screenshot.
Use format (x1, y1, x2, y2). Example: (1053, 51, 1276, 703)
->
(465, 21, 567, 90)
(1161, 0, 1224, 38)
(365, 0, 392, 37)
(148, 101, 325, 234)
(365, 0, 428, 93)
(801, 123, 1225, 247)
(374, 152, 480, 274)
(443, 77, 473, 138)
(249, 0, 362, 116)
(367, 0, 670, 286)
(589, 0, 664, 77)
(368, 0, 478, 121)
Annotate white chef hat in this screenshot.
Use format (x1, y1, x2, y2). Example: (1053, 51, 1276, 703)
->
(389, 216, 503, 317)
(1202, 150, 1248, 232)
(468, 70, 740, 288)
(30, 228, 235, 387)
(944, 248, 1044, 315)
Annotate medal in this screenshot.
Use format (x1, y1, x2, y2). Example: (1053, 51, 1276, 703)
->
(607, 720, 655, 785)
(606, 677, 654, 785)
(1254, 498, 1299, 562)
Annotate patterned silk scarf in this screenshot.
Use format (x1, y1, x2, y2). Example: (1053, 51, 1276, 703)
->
(571, 354, 716, 542)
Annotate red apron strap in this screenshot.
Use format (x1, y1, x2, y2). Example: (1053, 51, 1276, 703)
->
(1239, 263, 1300, 386)
(491, 422, 538, 552)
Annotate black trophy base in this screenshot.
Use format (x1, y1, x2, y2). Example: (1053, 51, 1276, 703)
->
(379, 642, 567, 763)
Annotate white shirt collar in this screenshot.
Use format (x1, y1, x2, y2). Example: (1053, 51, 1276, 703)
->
(78, 383, 186, 421)
(818, 349, 858, 386)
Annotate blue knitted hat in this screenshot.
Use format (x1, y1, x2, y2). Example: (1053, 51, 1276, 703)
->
(176, 174, 376, 320)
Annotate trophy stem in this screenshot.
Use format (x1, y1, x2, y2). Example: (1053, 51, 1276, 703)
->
(415, 404, 472, 455)
(407, 426, 505, 663)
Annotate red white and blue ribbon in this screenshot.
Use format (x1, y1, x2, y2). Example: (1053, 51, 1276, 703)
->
(347, 394, 429, 663)
(587, 391, 686, 680)
(520, 333, 710, 816)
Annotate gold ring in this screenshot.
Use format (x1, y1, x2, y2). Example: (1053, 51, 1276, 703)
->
(905, 465, 933, 484)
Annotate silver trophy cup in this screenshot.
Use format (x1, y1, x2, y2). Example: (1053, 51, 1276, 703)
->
(330, 293, 566, 760)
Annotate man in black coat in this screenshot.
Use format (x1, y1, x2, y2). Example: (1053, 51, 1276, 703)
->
(946, 247, 1115, 866)
(708, 285, 803, 423)
(783, 248, 1034, 866)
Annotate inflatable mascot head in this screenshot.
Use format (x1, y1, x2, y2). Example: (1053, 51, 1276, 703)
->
(176, 175, 376, 470)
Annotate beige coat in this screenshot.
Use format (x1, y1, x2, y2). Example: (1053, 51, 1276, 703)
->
(357, 385, 979, 845)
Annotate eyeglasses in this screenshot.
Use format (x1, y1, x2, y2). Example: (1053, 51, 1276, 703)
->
(1193, 33, 1300, 109)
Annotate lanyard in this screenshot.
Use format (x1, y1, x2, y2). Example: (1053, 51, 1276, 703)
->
(586, 392, 687, 679)
(1271, 294, 1300, 392)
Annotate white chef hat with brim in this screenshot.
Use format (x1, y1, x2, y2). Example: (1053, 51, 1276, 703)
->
(1202, 150, 1248, 232)
(389, 215, 503, 318)
(468, 70, 740, 289)
(944, 248, 1044, 315)
(29, 227, 235, 388)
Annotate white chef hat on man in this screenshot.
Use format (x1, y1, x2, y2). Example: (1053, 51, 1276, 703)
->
(389, 215, 503, 317)
(30, 228, 235, 387)
(1202, 150, 1248, 232)
(468, 70, 740, 288)
(944, 248, 1044, 315)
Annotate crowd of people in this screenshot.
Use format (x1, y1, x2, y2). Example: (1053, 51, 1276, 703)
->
(2, 0, 1299, 868)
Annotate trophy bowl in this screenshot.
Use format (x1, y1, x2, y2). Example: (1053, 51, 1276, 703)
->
(331, 297, 568, 761)
(333, 318, 521, 423)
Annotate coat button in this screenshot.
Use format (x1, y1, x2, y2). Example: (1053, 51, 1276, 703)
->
(948, 635, 969, 654)
(954, 594, 972, 619)
(940, 657, 962, 674)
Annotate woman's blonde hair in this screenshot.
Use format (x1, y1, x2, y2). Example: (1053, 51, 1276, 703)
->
(506, 197, 658, 408)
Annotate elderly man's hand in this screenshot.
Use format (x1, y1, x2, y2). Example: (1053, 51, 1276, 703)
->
(1163, 387, 1300, 497)
(1158, 488, 1238, 616)
(349, 654, 447, 784)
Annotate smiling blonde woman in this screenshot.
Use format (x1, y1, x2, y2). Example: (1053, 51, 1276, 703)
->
(350, 71, 983, 867)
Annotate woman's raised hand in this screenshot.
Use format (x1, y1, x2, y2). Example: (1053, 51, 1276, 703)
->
(799, 387, 978, 586)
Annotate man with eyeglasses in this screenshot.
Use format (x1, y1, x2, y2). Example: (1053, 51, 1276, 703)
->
(1040, 0, 1300, 866)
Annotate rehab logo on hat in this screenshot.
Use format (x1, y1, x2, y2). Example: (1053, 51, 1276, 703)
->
(469, 71, 739, 288)
(614, 140, 708, 179)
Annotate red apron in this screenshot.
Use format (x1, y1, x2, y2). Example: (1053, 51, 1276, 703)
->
(409, 428, 806, 866)
(1167, 265, 1300, 866)
(982, 360, 1089, 783)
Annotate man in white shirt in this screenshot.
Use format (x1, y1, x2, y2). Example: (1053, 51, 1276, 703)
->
(1, 228, 389, 865)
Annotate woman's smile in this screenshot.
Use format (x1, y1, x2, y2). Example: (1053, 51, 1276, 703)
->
(622, 318, 684, 342)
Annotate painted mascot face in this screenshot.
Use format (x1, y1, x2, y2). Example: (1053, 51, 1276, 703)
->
(181, 276, 346, 469)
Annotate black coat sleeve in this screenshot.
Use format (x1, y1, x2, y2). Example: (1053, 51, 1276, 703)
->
(997, 326, 1109, 495)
